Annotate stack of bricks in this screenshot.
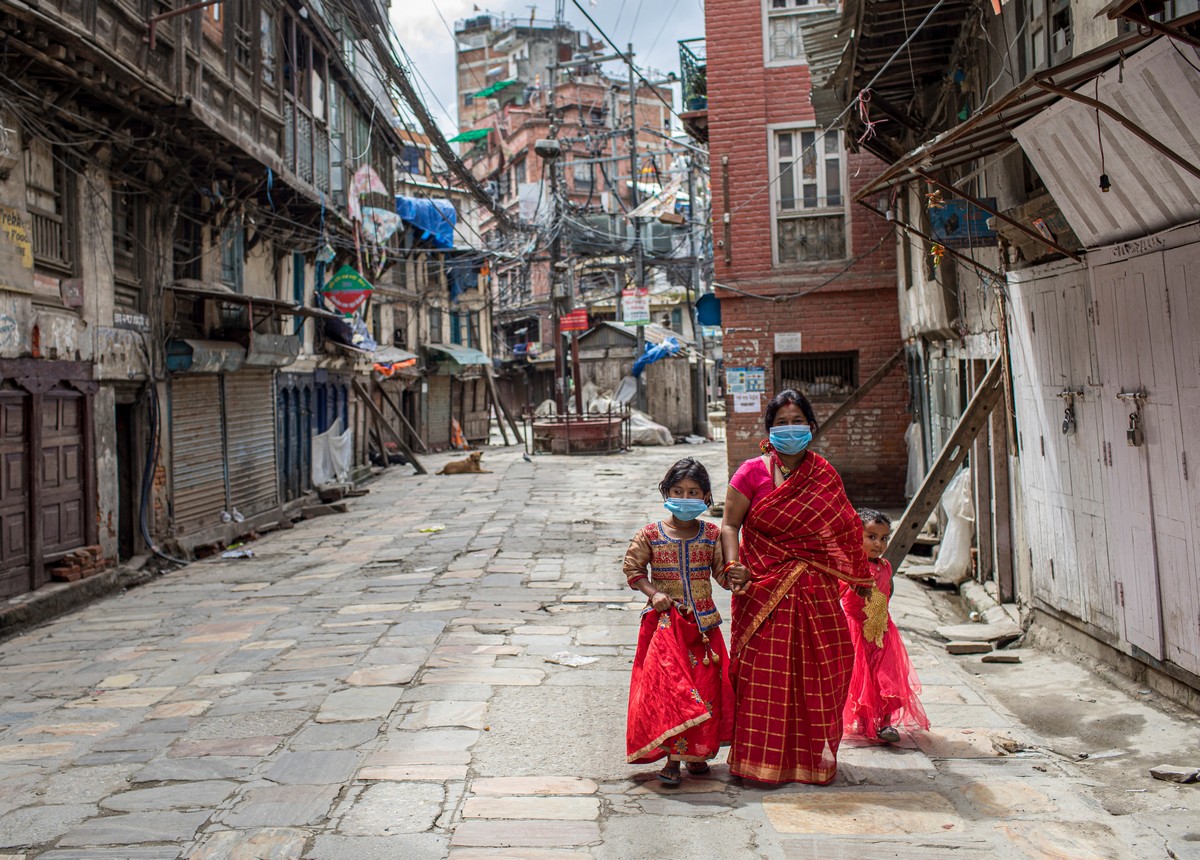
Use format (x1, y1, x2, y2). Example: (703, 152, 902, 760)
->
(48, 546, 111, 582)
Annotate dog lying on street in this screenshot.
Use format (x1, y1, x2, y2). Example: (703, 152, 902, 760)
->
(437, 451, 491, 475)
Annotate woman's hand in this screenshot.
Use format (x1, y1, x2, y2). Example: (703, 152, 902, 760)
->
(853, 585, 872, 598)
(650, 592, 673, 613)
(725, 562, 752, 595)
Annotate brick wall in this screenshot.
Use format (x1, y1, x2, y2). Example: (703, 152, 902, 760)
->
(706, 2, 908, 506)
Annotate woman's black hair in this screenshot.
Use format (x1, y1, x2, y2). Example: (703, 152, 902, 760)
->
(659, 457, 712, 500)
(859, 508, 892, 528)
(764, 389, 819, 433)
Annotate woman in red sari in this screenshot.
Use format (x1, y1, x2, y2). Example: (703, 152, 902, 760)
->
(720, 390, 874, 785)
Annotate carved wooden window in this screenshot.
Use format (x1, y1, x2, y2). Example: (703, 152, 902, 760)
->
(261, 7, 277, 88)
(24, 139, 74, 275)
(112, 188, 142, 310)
(232, 0, 254, 69)
(220, 216, 245, 293)
(772, 127, 846, 263)
(203, 0, 223, 44)
(173, 203, 203, 282)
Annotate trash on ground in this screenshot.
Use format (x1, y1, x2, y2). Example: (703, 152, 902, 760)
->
(684, 435, 706, 445)
(992, 736, 1030, 755)
(221, 548, 254, 559)
(544, 652, 599, 668)
(1148, 764, 1200, 784)
(417, 524, 445, 533)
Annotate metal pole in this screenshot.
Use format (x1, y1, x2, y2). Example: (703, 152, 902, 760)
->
(549, 3, 566, 414)
(629, 44, 646, 413)
(685, 155, 708, 438)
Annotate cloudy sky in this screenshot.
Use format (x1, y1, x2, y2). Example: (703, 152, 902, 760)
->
(389, 0, 707, 133)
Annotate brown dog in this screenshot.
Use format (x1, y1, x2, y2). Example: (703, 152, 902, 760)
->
(437, 451, 492, 475)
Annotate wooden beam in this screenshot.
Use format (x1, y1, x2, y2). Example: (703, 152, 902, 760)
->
(485, 365, 524, 444)
(376, 383, 430, 454)
(811, 347, 905, 445)
(352, 380, 427, 475)
(884, 359, 1005, 571)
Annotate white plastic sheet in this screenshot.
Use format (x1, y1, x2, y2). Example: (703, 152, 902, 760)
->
(905, 421, 925, 499)
(629, 410, 673, 446)
(312, 419, 353, 486)
(934, 467, 975, 583)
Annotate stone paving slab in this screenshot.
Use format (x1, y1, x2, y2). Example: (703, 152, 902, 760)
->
(0, 443, 1194, 858)
(450, 820, 602, 848)
(56, 810, 211, 846)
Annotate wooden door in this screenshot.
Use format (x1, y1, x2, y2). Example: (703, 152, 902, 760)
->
(40, 390, 85, 556)
(0, 393, 29, 597)
(1093, 255, 1166, 659)
(1161, 243, 1200, 674)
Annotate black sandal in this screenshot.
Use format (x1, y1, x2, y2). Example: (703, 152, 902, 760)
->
(686, 762, 711, 775)
(657, 764, 682, 785)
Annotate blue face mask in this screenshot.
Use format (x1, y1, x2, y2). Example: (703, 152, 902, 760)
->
(664, 498, 708, 521)
(769, 425, 812, 455)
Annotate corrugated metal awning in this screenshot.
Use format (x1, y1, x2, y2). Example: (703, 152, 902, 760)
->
(855, 30, 1160, 200)
(168, 280, 341, 319)
(425, 343, 491, 366)
(855, 33, 1200, 249)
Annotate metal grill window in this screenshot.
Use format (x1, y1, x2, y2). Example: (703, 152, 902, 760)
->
(777, 351, 857, 399)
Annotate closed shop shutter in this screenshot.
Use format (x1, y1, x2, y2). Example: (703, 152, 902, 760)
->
(0, 392, 29, 598)
(41, 390, 86, 555)
(171, 375, 226, 535)
(427, 375, 451, 448)
(225, 370, 279, 517)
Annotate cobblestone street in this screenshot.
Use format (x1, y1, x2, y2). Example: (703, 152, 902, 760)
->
(0, 443, 1198, 859)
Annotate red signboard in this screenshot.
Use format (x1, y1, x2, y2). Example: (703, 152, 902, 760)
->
(560, 308, 589, 332)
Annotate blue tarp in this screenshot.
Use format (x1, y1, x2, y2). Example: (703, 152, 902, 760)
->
(631, 336, 682, 378)
(396, 195, 456, 249)
(445, 256, 481, 302)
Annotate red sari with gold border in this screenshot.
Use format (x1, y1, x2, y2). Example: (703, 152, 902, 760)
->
(728, 451, 873, 785)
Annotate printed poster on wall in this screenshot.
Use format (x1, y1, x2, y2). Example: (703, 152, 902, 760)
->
(621, 288, 650, 326)
(733, 392, 761, 413)
(726, 366, 748, 393)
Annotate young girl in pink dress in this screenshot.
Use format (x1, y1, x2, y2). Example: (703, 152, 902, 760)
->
(840, 508, 929, 743)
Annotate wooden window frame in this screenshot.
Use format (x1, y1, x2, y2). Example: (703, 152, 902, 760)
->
(762, 0, 835, 67)
(24, 140, 76, 277)
(769, 124, 848, 265)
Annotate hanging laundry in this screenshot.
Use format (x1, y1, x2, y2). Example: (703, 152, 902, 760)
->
(361, 207, 403, 245)
(348, 165, 389, 222)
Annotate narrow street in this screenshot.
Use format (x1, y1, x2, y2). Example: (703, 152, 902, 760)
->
(0, 443, 1198, 860)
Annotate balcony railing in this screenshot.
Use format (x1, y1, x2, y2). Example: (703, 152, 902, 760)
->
(679, 38, 707, 113)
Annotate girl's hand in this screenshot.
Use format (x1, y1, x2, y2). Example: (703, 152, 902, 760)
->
(854, 585, 872, 598)
(650, 592, 673, 613)
(726, 563, 751, 594)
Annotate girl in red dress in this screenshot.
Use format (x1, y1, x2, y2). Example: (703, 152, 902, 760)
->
(841, 509, 930, 743)
(624, 458, 735, 786)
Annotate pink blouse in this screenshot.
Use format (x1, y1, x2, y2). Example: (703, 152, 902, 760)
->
(729, 456, 775, 509)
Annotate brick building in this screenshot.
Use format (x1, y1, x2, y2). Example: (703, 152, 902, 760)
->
(687, 2, 907, 505)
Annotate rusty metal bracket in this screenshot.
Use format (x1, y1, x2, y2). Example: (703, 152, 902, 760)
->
(858, 199, 1006, 282)
(146, 0, 222, 50)
(913, 168, 1082, 261)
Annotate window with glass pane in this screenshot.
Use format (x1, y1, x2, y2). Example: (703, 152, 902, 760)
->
(774, 128, 846, 263)
(261, 9, 276, 87)
(765, 0, 835, 64)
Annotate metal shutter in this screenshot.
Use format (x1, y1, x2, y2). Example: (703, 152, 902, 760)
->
(224, 370, 279, 518)
(171, 375, 227, 535)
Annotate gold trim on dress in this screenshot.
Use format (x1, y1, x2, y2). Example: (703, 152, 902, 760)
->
(626, 712, 712, 763)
